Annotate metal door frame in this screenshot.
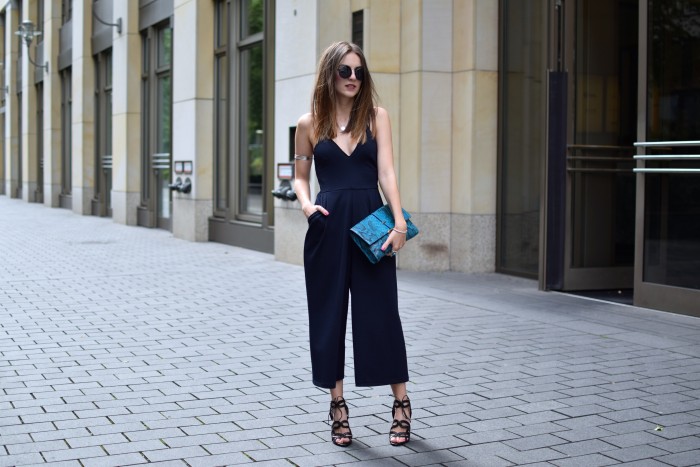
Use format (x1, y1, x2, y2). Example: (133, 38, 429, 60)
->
(548, 0, 636, 291)
(632, 1, 700, 317)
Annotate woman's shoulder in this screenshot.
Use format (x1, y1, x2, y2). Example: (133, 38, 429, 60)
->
(372, 106, 391, 132)
(297, 113, 314, 126)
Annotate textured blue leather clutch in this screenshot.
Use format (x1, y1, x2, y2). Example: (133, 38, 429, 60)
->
(350, 205, 419, 264)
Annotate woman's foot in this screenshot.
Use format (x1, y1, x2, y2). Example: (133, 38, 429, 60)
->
(389, 395, 412, 446)
(329, 396, 352, 447)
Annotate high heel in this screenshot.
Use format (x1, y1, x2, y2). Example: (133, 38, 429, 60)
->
(389, 395, 412, 446)
(329, 396, 352, 447)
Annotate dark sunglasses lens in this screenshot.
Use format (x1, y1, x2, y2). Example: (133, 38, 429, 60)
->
(338, 65, 352, 79)
(355, 67, 364, 81)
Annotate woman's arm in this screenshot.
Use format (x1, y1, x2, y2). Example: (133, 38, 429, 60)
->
(294, 114, 329, 218)
(375, 107, 408, 253)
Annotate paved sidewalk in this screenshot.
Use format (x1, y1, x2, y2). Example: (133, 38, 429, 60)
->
(1, 195, 700, 467)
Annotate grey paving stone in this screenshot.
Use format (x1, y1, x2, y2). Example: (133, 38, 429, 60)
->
(42, 446, 106, 463)
(80, 453, 148, 467)
(103, 439, 167, 455)
(551, 453, 618, 466)
(184, 453, 253, 466)
(602, 431, 666, 448)
(551, 439, 617, 457)
(654, 449, 700, 467)
(0, 453, 46, 467)
(605, 444, 671, 462)
(142, 445, 210, 462)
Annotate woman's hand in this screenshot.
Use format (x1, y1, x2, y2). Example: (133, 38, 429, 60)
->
(302, 202, 329, 219)
(381, 227, 407, 256)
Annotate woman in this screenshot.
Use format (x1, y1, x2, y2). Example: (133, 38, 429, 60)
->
(294, 41, 412, 448)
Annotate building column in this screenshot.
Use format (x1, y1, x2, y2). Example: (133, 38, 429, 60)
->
(19, 0, 40, 203)
(0, 10, 7, 196)
(171, 0, 214, 241)
(70, 0, 95, 214)
(449, 0, 498, 272)
(43, 0, 62, 207)
(111, 0, 140, 225)
(3, 6, 20, 198)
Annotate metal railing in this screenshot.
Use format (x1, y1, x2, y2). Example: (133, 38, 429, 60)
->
(566, 144, 634, 174)
(633, 141, 700, 173)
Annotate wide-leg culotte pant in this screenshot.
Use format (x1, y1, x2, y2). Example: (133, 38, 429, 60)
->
(303, 186, 409, 389)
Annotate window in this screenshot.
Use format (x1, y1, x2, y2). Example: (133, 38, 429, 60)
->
(62, 0, 73, 24)
(213, 0, 271, 223)
(60, 68, 72, 198)
(214, 0, 229, 214)
(352, 10, 364, 49)
(211, 0, 274, 251)
(94, 50, 113, 216)
(237, 0, 265, 219)
(140, 22, 173, 228)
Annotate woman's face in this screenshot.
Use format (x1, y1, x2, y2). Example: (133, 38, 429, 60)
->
(334, 52, 363, 100)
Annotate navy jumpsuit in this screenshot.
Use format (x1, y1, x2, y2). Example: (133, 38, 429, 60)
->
(303, 130, 409, 389)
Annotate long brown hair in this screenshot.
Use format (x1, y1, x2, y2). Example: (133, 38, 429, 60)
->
(312, 41, 377, 145)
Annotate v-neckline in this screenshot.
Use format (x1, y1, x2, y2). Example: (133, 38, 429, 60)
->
(330, 138, 359, 158)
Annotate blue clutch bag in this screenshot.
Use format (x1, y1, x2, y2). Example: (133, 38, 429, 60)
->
(350, 205, 419, 264)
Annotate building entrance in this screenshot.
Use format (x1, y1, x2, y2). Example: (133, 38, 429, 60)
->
(633, 0, 700, 316)
(546, 0, 638, 291)
(137, 22, 173, 230)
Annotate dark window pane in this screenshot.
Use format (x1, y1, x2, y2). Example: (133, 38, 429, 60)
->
(215, 54, 228, 212)
(241, 0, 263, 38)
(239, 44, 264, 216)
(498, 0, 545, 277)
(644, 0, 700, 290)
(352, 10, 364, 49)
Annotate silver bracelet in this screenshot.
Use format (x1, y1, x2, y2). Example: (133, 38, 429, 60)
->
(392, 227, 408, 234)
(294, 154, 313, 161)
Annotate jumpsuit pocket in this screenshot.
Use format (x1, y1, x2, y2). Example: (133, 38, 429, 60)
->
(304, 211, 327, 252)
(307, 211, 323, 224)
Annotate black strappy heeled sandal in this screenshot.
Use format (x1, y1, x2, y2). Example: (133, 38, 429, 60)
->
(329, 396, 353, 447)
(389, 395, 412, 446)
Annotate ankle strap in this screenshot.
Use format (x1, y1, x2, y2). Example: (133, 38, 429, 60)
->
(329, 396, 350, 422)
(392, 395, 411, 419)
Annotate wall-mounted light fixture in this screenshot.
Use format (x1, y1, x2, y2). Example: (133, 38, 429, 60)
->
(93, 9, 122, 34)
(15, 20, 48, 72)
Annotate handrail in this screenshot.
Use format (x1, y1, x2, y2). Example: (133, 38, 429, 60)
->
(633, 168, 700, 173)
(634, 155, 700, 160)
(568, 144, 633, 150)
(633, 142, 700, 174)
(634, 140, 700, 147)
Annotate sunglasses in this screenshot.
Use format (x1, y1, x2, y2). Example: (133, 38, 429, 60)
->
(337, 64, 364, 81)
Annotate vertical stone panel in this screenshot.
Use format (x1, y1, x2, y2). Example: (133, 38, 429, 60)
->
(451, 70, 474, 213)
(472, 70, 497, 214)
(3, 5, 20, 198)
(453, 0, 474, 71)
(318, 1, 351, 53)
(399, 71, 420, 212)
(43, 0, 63, 207)
(422, 0, 452, 72)
(111, 0, 141, 225)
(70, 0, 95, 214)
(420, 72, 451, 212)
(20, 0, 39, 202)
(367, 0, 400, 72)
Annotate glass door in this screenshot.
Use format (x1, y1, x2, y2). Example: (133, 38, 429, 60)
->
(548, 0, 639, 291)
(138, 22, 173, 230)
(93, 50, 113, 217)
(633, 0, 700, 316)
